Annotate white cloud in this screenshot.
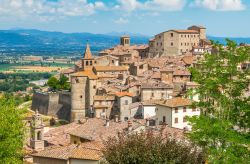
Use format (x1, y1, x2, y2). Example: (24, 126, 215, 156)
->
(191, 0, 246, 11)
(144, 0, 186, 11)
(117, 0, 186, 12)
(0, 0, 106, 21)
(114, 17, 129, 24)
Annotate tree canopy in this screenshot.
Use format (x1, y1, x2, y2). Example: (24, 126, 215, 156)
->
(103, 131, 205, 164)
(187, 39, 250, 163)
(0, 95, 24, 163)
(47, 74, 70, 91)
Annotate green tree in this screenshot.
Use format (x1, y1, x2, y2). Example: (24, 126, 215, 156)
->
(47, 75, 70, 91)
(0, 95, 24, 163)
(47, 76, 59, 90)
(103, 131, 205, 164)
(58, 74, 70, 90)
(187, 39, 250, 163)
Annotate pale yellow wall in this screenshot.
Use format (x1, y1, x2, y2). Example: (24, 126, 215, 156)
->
(33, 157, 68, 164)
(70, 159, 100, 164)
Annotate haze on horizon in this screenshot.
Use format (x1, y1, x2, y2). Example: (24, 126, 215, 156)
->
(0, 0, 250, 37)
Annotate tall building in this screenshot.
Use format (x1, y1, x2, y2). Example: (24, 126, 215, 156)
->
(149, 25, 206, 56)
(70, 44, 98, 122)
(30, 110, 44, 151)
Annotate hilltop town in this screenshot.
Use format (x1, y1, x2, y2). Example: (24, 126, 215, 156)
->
(24, 25, 250, 163)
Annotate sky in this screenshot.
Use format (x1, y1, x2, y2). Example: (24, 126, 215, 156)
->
(0, 0, 250, 37)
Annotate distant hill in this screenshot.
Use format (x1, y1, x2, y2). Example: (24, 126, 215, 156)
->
(0, 29, 250, 56)
(0, 29, 149, 56)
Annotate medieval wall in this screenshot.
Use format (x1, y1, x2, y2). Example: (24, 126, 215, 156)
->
(31, 91, 71, 121)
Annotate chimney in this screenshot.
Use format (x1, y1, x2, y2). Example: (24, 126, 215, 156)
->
(128, 120, 133, 131)
(115, 115, 119, 122)
(105, 119, 110, 127)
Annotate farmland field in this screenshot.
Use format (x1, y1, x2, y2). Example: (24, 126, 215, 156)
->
(0, 62, 73, 73)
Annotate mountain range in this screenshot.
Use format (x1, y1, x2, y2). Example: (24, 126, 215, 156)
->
(0, 29, 250, 56)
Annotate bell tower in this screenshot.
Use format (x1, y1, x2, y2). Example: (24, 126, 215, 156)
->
(120, 35, 130, 47)
(82, 42, 95, 71)
(30, 110, 44, 151)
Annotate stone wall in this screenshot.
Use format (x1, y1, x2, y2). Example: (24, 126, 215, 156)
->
(31, 91, 71, 121)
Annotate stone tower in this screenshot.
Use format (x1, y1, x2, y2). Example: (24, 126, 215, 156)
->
(120, 35, 130, 47)
(30, 110, 44, 151)
(70, 75, 89, 122)
(188, 25, 206, 40)
(82, 43, 95, 71)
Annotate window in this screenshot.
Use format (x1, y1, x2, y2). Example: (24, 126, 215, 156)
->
(171, 33, 174, 37)
(112, 60, 114, 64)
(181, 35, 183, 37)
(86, 61, 89, 66)
(90, 61, 92, 65)
(160, 42, 162, 46)
(75, 78, 79, 83)
(183, 117, 187, 122)
(192, 106, 196, 112)
(125, 100, 128, 105)
(171, 42, 173, 46)
(139, 65, 143, 69)
(188, 35, 189, 38)
(37, 131, 41, 140)
(93, 85, 96, 89)
(163, 116, 166, 123)
(175, 118, 178, 123)
(80, 95, 83, 98)
(175, 107, 178, 113)
(181, 43, 183, 46)
(183, 107, 186, 112)
(161, 93, 164, 97)
(151, 93, 154, 97)
(102, 109, 105, 112)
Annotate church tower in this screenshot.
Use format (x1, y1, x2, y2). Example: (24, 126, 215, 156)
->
(82, 43, 95, 70)
(120, 35, 130, 47)
(30, 110, 44, 151)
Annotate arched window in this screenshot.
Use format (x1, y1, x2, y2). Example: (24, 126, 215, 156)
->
(37, 131, 41, 140)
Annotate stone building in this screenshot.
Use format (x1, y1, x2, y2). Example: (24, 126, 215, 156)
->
(141, 81, 173, 101)
(93, 95, 115, 119)
(149, 25, 206, 56)
(70, 70, 98, 122)
(99, 36, 147, 64)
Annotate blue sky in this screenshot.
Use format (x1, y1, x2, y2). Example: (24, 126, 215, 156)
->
(0, 0, 250, 37)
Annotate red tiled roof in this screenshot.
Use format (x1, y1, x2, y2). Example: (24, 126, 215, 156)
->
(157, 97, 192, 107)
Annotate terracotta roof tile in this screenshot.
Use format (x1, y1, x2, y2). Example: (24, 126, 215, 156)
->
(172, 30, 199, 34)
(94, 66, 128, 72)
(71, 70, 98, 79)
(157, 97, 192, 107)
(68, 118, 143, 141)
(32, 141, 104, 161)
(115, 92, 133, 97)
